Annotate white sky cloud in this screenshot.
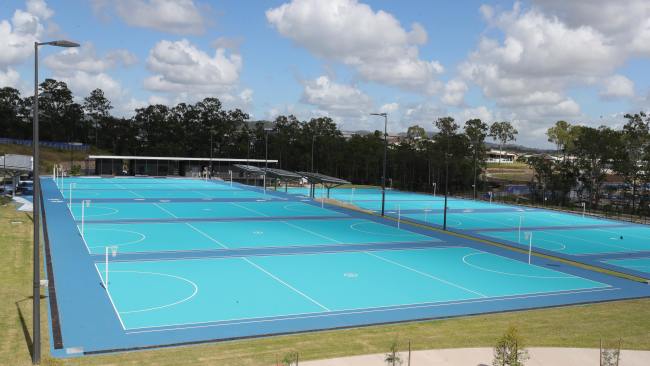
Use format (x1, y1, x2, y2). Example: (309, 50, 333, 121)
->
(442, 79, 468, 106)
(301, 76, 372, 117)
(92, 0, 210, 35)
(43, 42, 138, 102)
(267, 0, 444, 94)
(453, 2, 647, 144)
(600, 75, 635, 99)
(144, 39, 242, 94)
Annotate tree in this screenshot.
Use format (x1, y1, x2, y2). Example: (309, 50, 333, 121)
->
(0, 87, 28, 139)
(384, 339, 402, 366)
(571, 126, 621, 207)
(489, 121, 518, 164)
(405, 125, 427, 147)
(492, 326, 528, 366)
(281, 351, 299, 366)
(83, 88, 113, 147)
(34, 78, 80, 142)
(613, 112, 649, 213)
(522, 155, 554, 203)
(546, 120, 574, 157)
(464, 118, 489, 198)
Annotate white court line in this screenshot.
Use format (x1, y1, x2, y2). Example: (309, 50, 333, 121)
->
(181, 221, 330, 312)
(93, 264, 127, 330)
(85, 228, 146, 249)
(595, 227, 650, 242)
(114, 183, 145, 199)
(153, 203, 179, 219)
(461, 252, 575, 279)
(193, 190, 212, 198)
(124, 286, 617, 334)
(116, 270, 199, 314)
(542, 230, 633, 252)
(282, 221, 343, 244)
(95, 243, 456, 261)
(349, 221, 423, 238)
(243, 257, 331, 311)
(230, 202, 269, 217)
(185, 223, 229, 249)
(75, 223, 92, 254)
(365, 251, 487, 298)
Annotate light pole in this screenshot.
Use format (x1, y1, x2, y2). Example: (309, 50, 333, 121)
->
(209, 130, 214, 177)
(472, 137, 478, 200)
(370, 112, 388, 216)
(311, 134, 317, 173)
(246, 137, 254, 185)
(33, 39, 80, 365)
(443, 134, 450, 230)
(264, 128, 272, 192)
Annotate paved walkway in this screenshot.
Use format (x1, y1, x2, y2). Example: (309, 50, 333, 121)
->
(302, 347, 649, 365)
(12, 196, 32, 212)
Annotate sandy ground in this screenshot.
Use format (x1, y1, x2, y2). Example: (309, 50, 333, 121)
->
(301, 347, 647, 365)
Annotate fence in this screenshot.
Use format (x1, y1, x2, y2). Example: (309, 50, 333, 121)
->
(0, 138, 89, 151)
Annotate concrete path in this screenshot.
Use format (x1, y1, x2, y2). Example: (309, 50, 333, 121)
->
(12, 196, 32, 211)
(301, 347, 648, 365)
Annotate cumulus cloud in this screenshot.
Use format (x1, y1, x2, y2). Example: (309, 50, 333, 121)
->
(531, 0, 650, 56)
(92, 0, 210, 35)
(0, 0, 57, 92)
(301, 76, 372, 116)
(142, 39, 253, 111)
(455, 2, 631, 141)
(44, 44, 137, 74)
(43, 43, 137, 102)
(266, 0, 443, 94)
(0, 9, 45, 68)
(26, 0, 53, 20)
(442, 79, 468, 106)
(600, 75, 635, 99)
(380, 103, 399, 114)
(457, 106, 494, 124)
(0, 68, 21, 88)
(144, 39, 242, 95)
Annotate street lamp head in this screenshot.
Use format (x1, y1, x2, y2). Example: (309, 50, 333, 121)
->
(47, 40, 80, 48)
(370, 113, 387, 117)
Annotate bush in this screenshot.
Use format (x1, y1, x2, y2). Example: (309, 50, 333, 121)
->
(493, 326, 529, 366)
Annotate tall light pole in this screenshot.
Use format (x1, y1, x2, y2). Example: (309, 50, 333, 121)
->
(264, 127, 272, 192)
(265, 128, 272, 171)
(33, 39, 80, 365)
(443, 133, 451, 230)
(472, 137, 478, 200)
(370, 112, 388, 216)
(209, 130, 214, 177)
(311, 134, 317, 173)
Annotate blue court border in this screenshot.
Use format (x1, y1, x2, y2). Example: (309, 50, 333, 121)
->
(40, 177, 650, 357)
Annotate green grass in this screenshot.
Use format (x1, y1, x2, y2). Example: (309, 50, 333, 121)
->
(486, 161, 529, 169)
(1, 204, 650, 366)
(0, 143, 108, 173)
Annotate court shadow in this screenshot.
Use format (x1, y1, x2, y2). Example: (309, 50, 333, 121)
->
(16, 295, 47, 360)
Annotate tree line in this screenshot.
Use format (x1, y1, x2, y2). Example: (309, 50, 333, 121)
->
(0, 79, 519, 193)
(3, 78, 645, 212)
(524, 114, 650, 214)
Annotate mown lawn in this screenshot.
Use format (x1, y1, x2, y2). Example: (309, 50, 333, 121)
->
(1, 203, 649, 366)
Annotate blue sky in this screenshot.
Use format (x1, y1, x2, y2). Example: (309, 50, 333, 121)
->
(1, 0, 649, 147)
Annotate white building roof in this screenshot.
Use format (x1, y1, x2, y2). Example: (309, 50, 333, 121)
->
(88, 155, 278, 163)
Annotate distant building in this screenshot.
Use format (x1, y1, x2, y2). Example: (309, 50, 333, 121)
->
(486, 149, 517, 164)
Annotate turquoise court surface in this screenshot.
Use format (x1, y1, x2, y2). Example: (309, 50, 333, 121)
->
(41, 179, 650, 356)
(286, 187, 650, 279)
